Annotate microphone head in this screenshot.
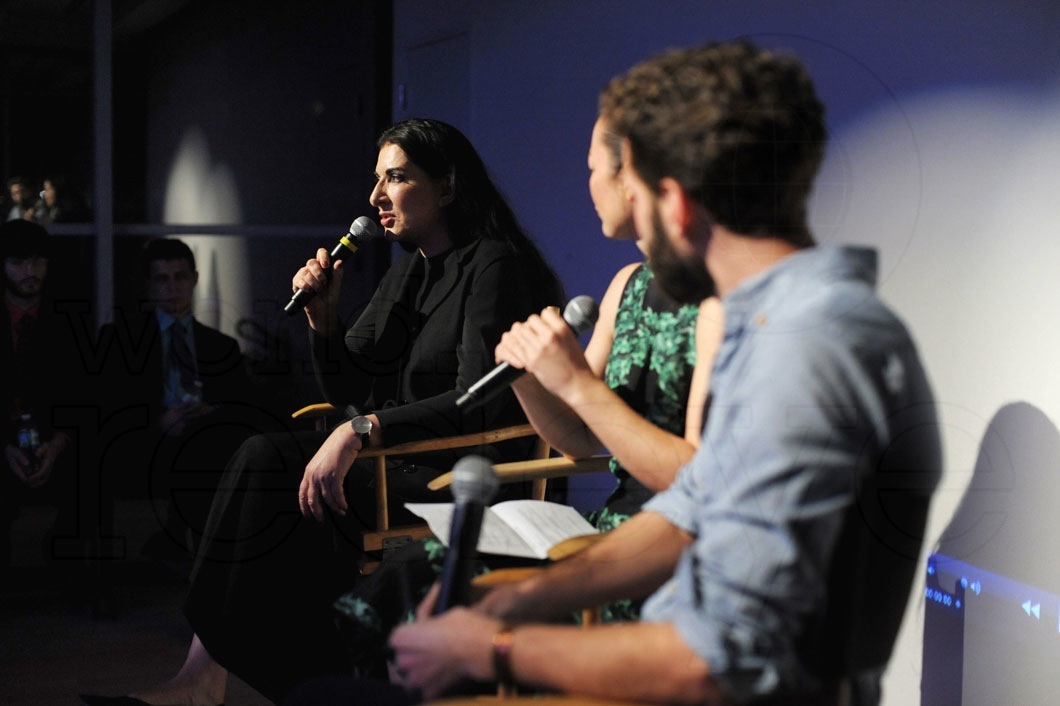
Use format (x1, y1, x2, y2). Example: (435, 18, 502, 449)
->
(562, 295, 600, 335)
(450, 455, 499, 505)
(349, 216, 379, 241)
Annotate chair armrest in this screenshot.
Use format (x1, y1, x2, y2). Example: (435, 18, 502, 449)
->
(291, 401, 540, 458)
(465, 535, 605, 573)
(546, 533, 604, 561)
(427, 454, 612, 491)
(470, 532, 608, 618)
(359, 423, 539, 459)
(291, 402, 340, 420)
(292, 404, 539, 459)
(472, 567, 546, 588)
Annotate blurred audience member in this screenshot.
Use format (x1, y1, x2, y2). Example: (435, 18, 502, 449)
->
(96, 238, 260, 561)
(0, 220, 84, 580)
(5, 176, 37, 222)
(34, 175, 90, 225)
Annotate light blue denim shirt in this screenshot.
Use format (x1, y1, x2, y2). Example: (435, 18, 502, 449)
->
(642, 246, 941, 700)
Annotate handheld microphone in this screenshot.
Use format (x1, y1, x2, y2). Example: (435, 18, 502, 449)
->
(434, 455, 499, 614)
(455, 295, 600, 410)
(283, 216, 379, 315)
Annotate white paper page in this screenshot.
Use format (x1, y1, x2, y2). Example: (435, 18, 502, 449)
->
(490, 500, 598, 558)
(404, 502, 542, 559)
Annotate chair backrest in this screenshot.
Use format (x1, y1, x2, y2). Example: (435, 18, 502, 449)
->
(428, 454, 611, 499)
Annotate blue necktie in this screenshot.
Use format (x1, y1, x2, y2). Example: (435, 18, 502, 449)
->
(169, 320, 197, 393)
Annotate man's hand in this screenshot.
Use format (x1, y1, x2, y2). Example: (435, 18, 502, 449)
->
(30, 435, 68, 486)
(5, 443, 36, 484)
(389, 607, 501, 700)
(4, 434, 67, 487)
(159, 400, 216, 437)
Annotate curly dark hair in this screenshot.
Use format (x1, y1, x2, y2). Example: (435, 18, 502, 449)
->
(600, 41, 826, 246)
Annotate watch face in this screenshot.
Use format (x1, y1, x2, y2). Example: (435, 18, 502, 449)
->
(352, 417, 373, 436)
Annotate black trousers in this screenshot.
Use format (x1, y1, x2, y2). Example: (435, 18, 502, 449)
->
(183, 429, 452, 704)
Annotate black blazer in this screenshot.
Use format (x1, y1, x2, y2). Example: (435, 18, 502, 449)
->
(310, 237, 562, 448)
(99, 311, 250, 409)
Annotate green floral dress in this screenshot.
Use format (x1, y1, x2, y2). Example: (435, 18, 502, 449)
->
(587, 262, 699, 532)
(334, 263, 700, 671)
(579, 263, 698, 621)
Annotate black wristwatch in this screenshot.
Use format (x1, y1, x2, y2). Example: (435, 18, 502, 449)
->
(350, 415, 373, 448)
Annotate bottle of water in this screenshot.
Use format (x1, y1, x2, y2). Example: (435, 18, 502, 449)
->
(181, 379, 204, 405)
(17, 412, 42, 476)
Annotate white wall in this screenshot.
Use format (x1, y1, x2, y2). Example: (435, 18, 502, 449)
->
(393, 1, 1060, 703)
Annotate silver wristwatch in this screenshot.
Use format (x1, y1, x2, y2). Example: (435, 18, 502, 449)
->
(350, 415, 373, 448)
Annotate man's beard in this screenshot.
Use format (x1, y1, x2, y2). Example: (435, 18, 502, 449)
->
(4, 276, 41, 300)
(647, 205, 715, 304)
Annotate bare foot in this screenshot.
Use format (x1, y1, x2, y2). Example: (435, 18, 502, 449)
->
(131, 673, 226, 706)
(129, 635, 228, 706)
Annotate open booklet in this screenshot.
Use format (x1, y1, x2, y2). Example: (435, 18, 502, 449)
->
(404, 499, 599, 559)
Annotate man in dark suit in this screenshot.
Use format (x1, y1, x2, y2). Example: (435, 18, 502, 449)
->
(97, 238, 259, 559)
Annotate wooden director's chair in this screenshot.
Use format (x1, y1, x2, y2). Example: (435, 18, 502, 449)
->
(291, 403, 609, 574)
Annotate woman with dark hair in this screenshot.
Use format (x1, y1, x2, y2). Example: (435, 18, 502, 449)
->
(80, 118, 562, 706)
(34, 175, 90, 224)
(376, 119, 542, 256)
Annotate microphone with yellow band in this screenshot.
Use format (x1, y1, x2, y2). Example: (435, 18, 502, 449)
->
(283, 216, 379, 315)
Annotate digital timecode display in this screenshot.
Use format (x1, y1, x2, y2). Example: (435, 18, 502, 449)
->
(925, 584, 959, 610)
(924, 560, 973, 613)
